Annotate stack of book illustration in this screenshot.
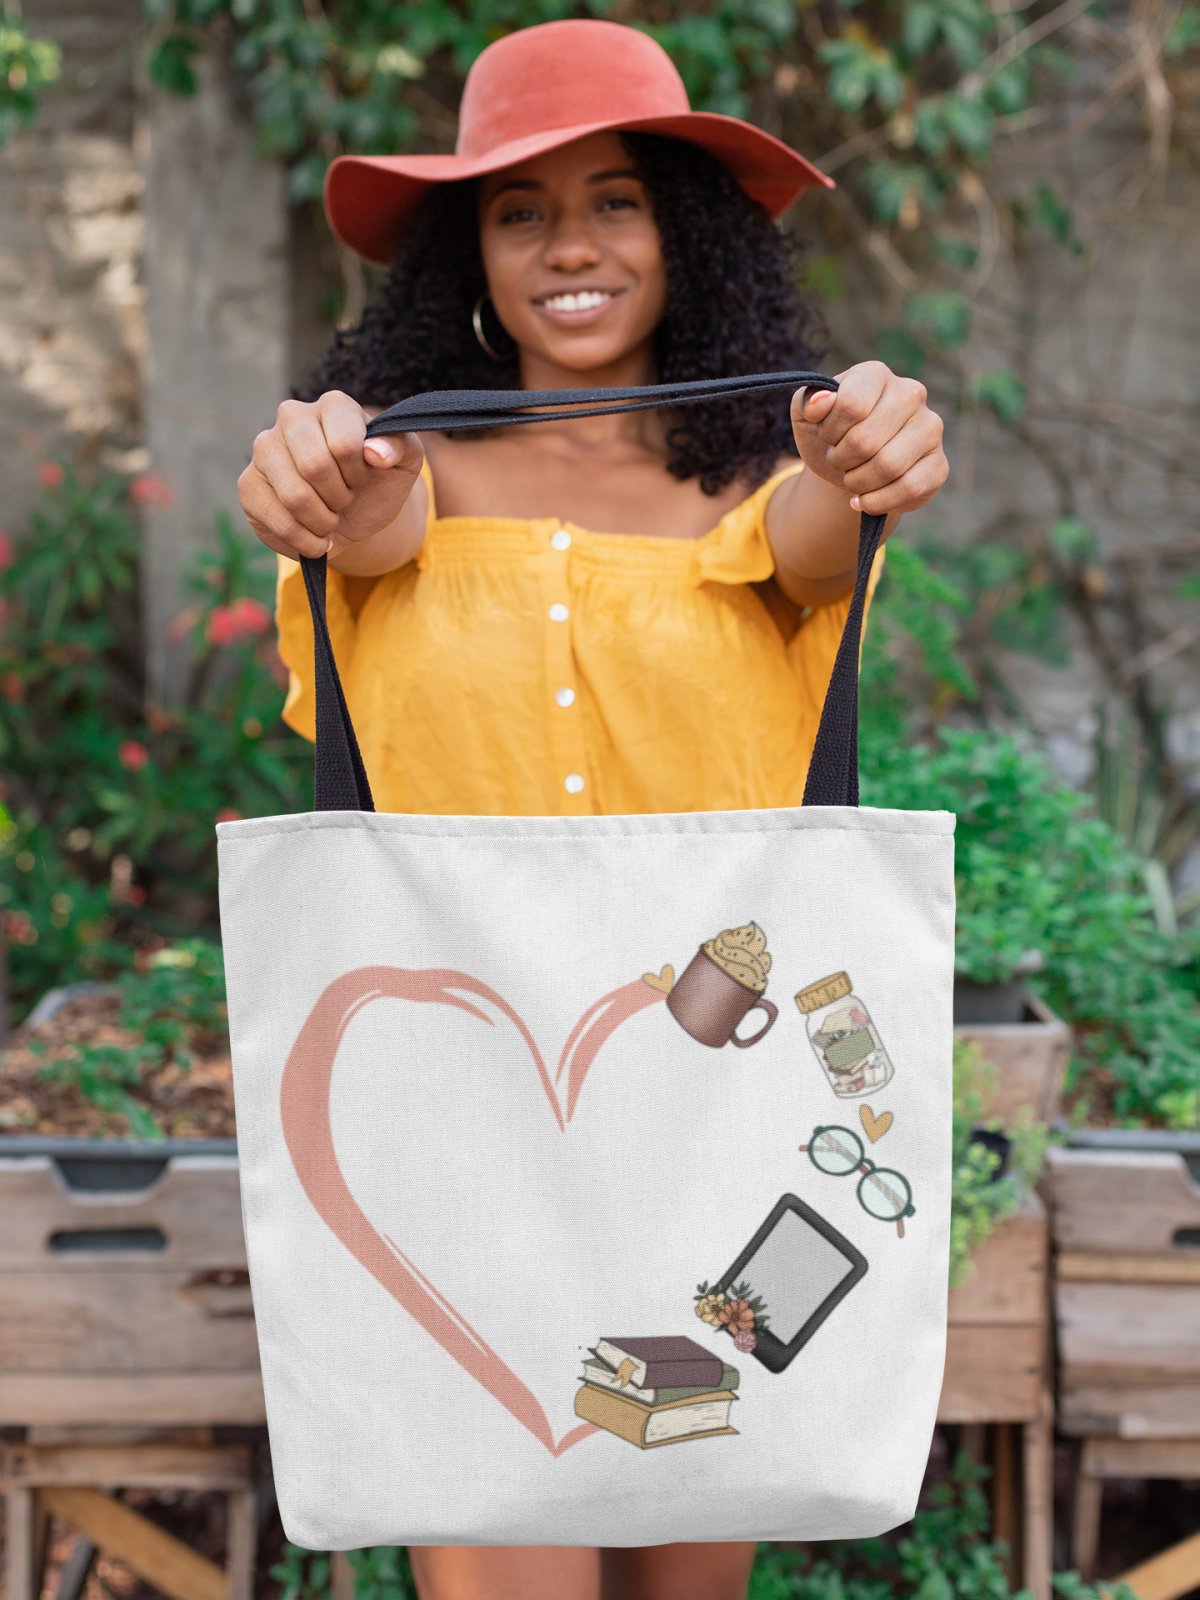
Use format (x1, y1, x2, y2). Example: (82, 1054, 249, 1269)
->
(574, 1334, 739, 1449)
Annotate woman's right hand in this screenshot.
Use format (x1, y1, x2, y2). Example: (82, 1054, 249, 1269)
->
(237, 390, 424, 562)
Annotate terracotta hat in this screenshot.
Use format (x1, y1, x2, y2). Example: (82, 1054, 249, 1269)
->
(323, 17, 835, 267)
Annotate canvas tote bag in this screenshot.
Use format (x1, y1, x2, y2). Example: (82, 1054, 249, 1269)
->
(216, 369, 956, 1551)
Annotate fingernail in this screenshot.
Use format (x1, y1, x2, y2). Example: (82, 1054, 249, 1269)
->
(850, 495, 862, 511)
(365, 440, 394, 464)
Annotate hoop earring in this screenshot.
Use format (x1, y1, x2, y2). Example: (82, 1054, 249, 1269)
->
(472, 294, 516, 362)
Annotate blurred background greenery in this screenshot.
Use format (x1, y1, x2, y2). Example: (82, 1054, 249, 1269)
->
(1, 0, 1196, 1134)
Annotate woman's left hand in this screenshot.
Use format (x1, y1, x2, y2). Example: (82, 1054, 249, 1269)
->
(790, 361, 949, 516)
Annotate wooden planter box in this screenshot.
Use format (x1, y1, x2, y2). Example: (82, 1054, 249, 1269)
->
(0, 1138, 264, 1428)
(940, 1189, 1050, 1423)
(1047, 1138, 1200, 1438)
(954, 994, 1072, 1127)
(938, 1191, 1053, 1600)
(1047, 1134, 1200, 1593)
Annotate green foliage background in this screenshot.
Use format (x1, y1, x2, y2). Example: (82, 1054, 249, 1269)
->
(2, 0, 1196, 1130)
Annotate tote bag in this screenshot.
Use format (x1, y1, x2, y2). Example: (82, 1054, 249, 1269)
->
(216, 369, 956, 1551)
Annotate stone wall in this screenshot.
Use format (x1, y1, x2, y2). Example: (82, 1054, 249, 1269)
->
(1, 4, 289, 701)
(0, 3, 144, 477)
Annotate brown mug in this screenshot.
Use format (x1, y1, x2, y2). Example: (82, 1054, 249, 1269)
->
(666, 945, 779, 1049)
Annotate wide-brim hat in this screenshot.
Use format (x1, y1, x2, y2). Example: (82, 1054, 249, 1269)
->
(324, 18, 836, 267)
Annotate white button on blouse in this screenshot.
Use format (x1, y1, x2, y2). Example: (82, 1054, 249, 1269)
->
(548, 602, 569, 622)
(564, 773, 585, 794)
(550, 529, 572, 550)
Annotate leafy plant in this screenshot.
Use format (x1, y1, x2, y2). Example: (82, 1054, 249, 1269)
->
(0, 462, 310, 1023)
(747, 1450, 1137, 1600)
(270, 1542, 417, 1600)
(22, 937, 227, 1137)
(269, 1546, 333, 1600)
(862, 726, 1199, 1128)
(1089, 700, 1200, 935)
(0, 19, 61, 145)
(863, 728, 1084, 984)
(950, 1040, 1048, 1289)
(857, 539, 979, 750)
(0, 804, 134, 1013)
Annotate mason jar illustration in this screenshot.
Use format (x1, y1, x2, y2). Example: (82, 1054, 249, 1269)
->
(794, 971, 894, 1097)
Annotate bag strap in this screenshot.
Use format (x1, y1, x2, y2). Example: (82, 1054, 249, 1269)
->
(299, 370, 886, 811)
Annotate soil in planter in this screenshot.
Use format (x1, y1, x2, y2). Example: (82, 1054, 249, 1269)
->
(0, 989, 235, 1140)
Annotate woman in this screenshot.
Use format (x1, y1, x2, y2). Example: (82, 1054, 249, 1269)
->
(236, 17, 948, 1598)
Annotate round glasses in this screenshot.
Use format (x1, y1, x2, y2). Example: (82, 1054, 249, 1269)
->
(800, 1125, 916, 1238)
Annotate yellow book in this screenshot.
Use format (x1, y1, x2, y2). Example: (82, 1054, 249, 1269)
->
(574, 1381, 738, 1449)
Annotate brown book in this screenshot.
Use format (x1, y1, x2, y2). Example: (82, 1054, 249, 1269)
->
(574, 1381, 738, 1449)
(590, 1335, 723, 1391)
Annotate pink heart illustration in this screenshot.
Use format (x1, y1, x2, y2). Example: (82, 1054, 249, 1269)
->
(279, 965, 666, 1457)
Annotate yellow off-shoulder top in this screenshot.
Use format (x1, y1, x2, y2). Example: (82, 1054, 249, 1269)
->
(274, 453, 886, 816)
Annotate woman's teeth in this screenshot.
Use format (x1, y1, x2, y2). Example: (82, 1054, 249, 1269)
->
(542, 291, 612, 310)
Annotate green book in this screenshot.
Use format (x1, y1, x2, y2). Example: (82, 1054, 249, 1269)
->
(581, 1354, 739, 1407)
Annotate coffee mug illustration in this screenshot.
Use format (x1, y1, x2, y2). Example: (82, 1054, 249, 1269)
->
(666, 921, 778, 1048)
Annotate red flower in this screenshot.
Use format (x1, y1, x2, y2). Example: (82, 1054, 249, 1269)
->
(1, 672, 25, 703)
(733, 1329, 757, 1353)
(0, 531, 14, 569)
(37, 461, 64, 489)
(207, 606, 238, 646)
(126, 884, 147, 906)
(3, 910, 36, 945)
(129, 471, 176, 509)
(207, 597, 271, 646)
(230, 596, 270, 635)
(118, 740, 150, 771)
(216, 807, 243, 823)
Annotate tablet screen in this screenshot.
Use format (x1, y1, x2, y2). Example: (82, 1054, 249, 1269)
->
(740, 1203, 862, 1344)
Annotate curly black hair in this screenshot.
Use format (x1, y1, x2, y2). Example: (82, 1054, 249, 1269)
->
(291, 130, 832, 496)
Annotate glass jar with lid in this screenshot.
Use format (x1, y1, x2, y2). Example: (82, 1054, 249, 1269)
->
(794, 971, 894, 1097)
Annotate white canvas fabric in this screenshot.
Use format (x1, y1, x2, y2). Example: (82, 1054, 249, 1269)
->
(217, 805, 954, 1548)
(215, 373, 956, 1549)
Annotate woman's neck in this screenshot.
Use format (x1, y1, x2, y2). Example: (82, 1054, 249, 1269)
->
(511, 344, 666, 453)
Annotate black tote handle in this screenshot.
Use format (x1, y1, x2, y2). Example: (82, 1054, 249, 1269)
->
(298, 370, 886, 811)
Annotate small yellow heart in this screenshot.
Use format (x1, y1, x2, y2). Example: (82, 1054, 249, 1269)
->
(642, 965, 675, 994)
(860, 1105, 893, 1143)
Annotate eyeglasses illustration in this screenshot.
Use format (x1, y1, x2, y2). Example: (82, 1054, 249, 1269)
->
(798, 1125, 916, 1239)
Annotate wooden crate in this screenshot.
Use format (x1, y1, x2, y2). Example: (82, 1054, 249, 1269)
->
(1047, 1145, 1200, 1594)
(1, 1431, 261, 1600)
(940, 1190, 1049, 1423)
(954, 995, 1072, 1128)
(1047, 1146, 1200, 1438)
(0, 1152, 265, 1427)
(939, 1192, 1053, 1600)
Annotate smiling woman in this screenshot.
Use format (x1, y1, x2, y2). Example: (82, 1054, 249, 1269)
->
(473, 141, 671, 393)
(257, 17, 901, 824)
(235, 16, 914, 1599)
(294, 124, 831, 494)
